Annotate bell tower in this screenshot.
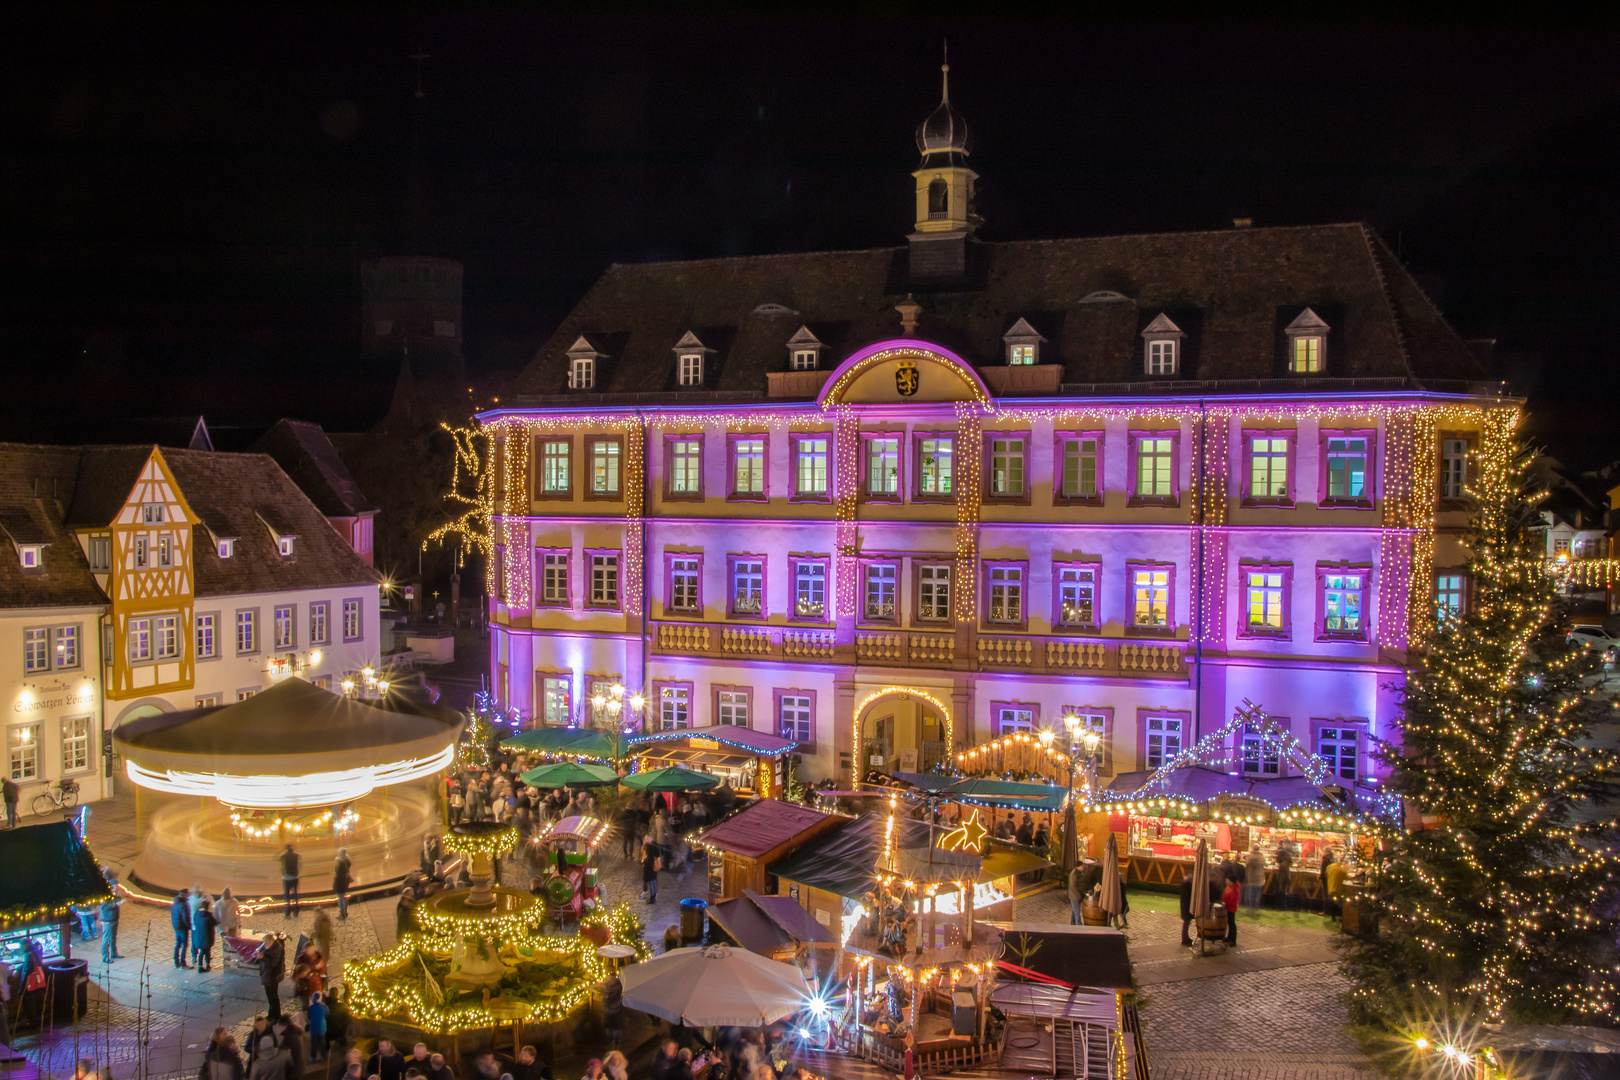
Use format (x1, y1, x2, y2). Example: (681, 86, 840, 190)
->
(908, 53, 978, 283)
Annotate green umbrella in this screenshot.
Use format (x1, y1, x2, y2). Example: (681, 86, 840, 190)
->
(564, 731, 634, 761)
(620, 766, 720, 793)
(520, 761, 620, 789)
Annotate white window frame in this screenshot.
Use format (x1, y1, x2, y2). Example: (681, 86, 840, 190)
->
(677, 352, 704, 386)
(1435, 573, 1465, 620)
(154, 615, 179, 660)
(237, 610, 258, 654)
(1008, 343, 1036, 365)
(863, 564, 897, 621)
(717, 689, 749, 726)
(866, 437, 900, 496)
(732, 559, 763, 615)
(591, 554, 620, 607)
(88, 535, 111, 570)
(23, 628, 48, 673)
(1323, 572, 1364, 636)
(918, 565, 951, 622)
(540, 676, 571, 725)
(1060, 437, 1099, 498)
(196, 613, 217, 660)
(60, 715, 92, 774)
(309, 602, 330, 645)
(217, 538, 235, 559)
(997, 707, 1034, 734)
(1290, 335, 1323, 373)
(660, 685, 690, 729)
(541, 553, 569, 605)
(54, 626, 79, 670)
(1136, 437, 1174, 498)
(791, 349, 817, 371)
(1145, 714, 1183, 769)
(779, 694, 812, 743)
(988, 566, 1023, 624)
(1057, 566, 1097, 628)
(541, 440, 571, 494)
(794, 562, 826, 619)
(1249, 436, 1290, 500)
(1245, 571, 1285, 632)
(1132, 568, 1170, 628)
(989, 437, 1026, 496)
(1441, 438, 1468, 499)
(670, 558, 701, 613)
(1146, 339, 1178, 375)
(733, 438, 766, 496)
(342, 599, 362, 641)
(1318, 724, 1361, 781)
(591, 439, 621, 495)
(795, 438, 829, 496)
(1325, 437, 1370, 501)
(570, 355, 596, 390)
(1240, 722, 1280, 775)
(9, 723, 41, 781)
(129, 618, 152, 663)
(274, 605, 294, 649)
(918, 437, 954, 496)
(670, 439, 702, 495)
(278, 536, 295, 558)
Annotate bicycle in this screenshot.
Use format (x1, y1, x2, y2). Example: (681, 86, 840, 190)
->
(32, 777, 79, 817)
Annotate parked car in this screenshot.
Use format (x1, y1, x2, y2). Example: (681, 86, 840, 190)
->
(1566, 625, 1620, 650)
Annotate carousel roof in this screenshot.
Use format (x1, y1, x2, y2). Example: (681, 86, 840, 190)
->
(112, 676, 464, 775)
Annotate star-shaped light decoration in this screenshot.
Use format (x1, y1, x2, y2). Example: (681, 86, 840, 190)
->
(940, 809, 987, 854)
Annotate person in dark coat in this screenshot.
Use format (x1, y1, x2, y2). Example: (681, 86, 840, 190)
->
(640, 836, 660, 904)
(201, 1030, 245, 1080)
(257, 935, 286, 1020)
(100, 892, 124, 963)
(192, 898, 219, 971)
(366, 1039, 407, 1080)
(171, 891, 193, 968)
(397, 887, 418, 937)
(279, 845, 301, 917)
(332, 849, 353, 920)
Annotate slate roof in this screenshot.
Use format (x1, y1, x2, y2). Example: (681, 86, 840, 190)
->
(250, 419, 378, 518)
(513, 223, 1486, 401)
(0, 444, 108, 610)
(160, 448, 381, 598)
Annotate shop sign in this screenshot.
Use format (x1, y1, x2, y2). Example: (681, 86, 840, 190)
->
(1211, 795, 1271, 820)
(690, 737, 720, 750)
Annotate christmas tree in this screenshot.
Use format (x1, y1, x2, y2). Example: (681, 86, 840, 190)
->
(1341, 417, 1619, 1031)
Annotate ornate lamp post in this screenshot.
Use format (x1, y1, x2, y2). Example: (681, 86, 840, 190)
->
(1056, 714, 1102, 871)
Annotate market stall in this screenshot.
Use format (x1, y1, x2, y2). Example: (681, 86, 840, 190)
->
(707, 889, 841, 962)
(693, 798, 844, 904)
(627, 727, 798, 800)
(0, 820, 110, 971)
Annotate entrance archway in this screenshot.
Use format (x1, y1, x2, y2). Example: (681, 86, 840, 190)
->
(852, 686, 954, 777)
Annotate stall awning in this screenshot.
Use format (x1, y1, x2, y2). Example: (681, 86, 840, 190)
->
(772, 812, 933, 901)
(893, 772, 1069, 811)
(0, 821, 112, 931)
(629, 727, 798, 759)
(709, 890, 841, 956)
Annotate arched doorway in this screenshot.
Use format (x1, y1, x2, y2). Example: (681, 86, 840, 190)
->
(852, 687, 954, 777)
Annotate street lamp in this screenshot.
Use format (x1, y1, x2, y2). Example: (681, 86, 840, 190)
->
(1058, 714, 1103, 871)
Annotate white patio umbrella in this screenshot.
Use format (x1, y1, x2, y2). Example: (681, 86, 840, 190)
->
(1189, 837, 1213, 919)
(1099, 832, 1124, 918)
(620, 944, 813, 1027)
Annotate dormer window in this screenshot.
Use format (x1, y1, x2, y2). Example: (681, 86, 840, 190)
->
(278, 536, 296, 558)
(18, 545, 42, 569)
(677, 353, 704, 386)
(785, 325, 824, 371)
(1141, 313, 1186, 376)
(565, 335, 604, 391)
(1003, 317, 1046, 366)
(218, 538, 235, 559)
(1285, 308, 1331, 374)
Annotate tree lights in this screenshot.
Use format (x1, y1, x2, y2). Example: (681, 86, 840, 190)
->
(1341, 426, 1620, 1029)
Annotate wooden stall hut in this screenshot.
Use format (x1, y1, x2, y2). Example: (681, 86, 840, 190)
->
(987, 923, 1138, 1080)
(0, 821, 112, 1024)
(694, 798, 844, 904)
(627, 727, 799, 801)
(707, 889, 840, 965)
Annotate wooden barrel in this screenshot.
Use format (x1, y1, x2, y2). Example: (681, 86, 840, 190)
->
(1197, 908, 1228, 939)
(1080, 901, 1108, 926)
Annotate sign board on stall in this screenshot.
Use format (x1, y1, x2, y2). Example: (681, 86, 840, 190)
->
(899, 748, 919, 771)
(1211, 795, 1271, 821)
(690, 737, 720, 750)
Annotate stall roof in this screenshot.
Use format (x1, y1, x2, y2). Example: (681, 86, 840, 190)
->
(629, 726, 798, 759)
(709, 890, 841, 956)
(0, 821, 112, 928)
(772, 812, 934, 901)
(1106, 765, 1372, 812)
(893, 772, 1069, 811)
(983, 923, 1135, 991)
(697, 799, 837, 860)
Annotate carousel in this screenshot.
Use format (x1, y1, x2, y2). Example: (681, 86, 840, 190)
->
(112, 676, 463, 896)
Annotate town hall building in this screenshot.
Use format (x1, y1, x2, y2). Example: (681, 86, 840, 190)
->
(479, 69, 1509, 792)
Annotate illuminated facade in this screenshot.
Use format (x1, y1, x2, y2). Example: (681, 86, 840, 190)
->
(480, 73, 1509, 791)
(1, 443, 383, 806)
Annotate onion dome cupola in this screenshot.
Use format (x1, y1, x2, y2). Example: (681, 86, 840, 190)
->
(909, 52, 980, 283)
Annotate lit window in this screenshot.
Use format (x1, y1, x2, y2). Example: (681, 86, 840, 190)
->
(217, 538, 234, 559)
(24, 628, 48, 673)
(541, 440, 571, 494)
(1245, 571, 1285, 633)
(1323, 573, 1364, 636)
(237, 689, 256, 702)
(997, 706, 1034, 734)
(989, 566, 1023, 623)
(918, 437, 953, 495)
(990, 438, 1025, 496)
(61, 716, 90, 773)
(1135, 437, 1174, 498)
(54, 626, 78, 669)
(1290, 336, 1323, 373)
(591, 440, 621, 495)
(591, 555, 619, 607)
(1325, 437, 1369, 502)
(274, 606, 294, 649)
(342, 599, 362, 641)
(541, 677, 571, 725)
(717, 690, 749, 726)
(795, 438, 829, 496)
(1132, 568, 1169, 628)
(1436, 574, 1465, 620)
(196, 694, 220, 708)
(9, 724, 39, 781)
(1060, 437, 1099, 498)
(134, 536, 147, 567)
(1318, 726, 1360, 781)
(542, 553, 569, 605)
(864, 565, 897, 620)
(732, 560, 763, 615)
(867, 438, 899, 496)
(918, 565, 951, 622)
(570, 355, 595, 389)
(794, 562, 826, 619)
(670, 558, 700, 613)
(129, 618, 152, 662)
(733, 438, 765, 496)
(1057, 566, 1097, 628)
(1240, 722, 1280, 775)
(791, 349, 818, 371)
(1145, 715, 1182, 769)
(1441, 439, 1468, 499)
(1146, 339, 1177, 374)
(309, 602, 329, 645)
(1249, 436, 1290, 500)
(1008, 343, 1036, 365)
(670, 439, 702, 495)
(158, 534, 173, 567)
(196, 614, 216, 659)
(677, 353, 704, 386)
(660, 685, 690, 729)
(779, 694, 812, 743)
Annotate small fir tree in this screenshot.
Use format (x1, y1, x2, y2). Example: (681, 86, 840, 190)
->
(1341, 419, 1619, 1030)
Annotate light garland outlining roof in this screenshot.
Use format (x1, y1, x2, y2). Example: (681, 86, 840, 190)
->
(627, 726, 797, 759)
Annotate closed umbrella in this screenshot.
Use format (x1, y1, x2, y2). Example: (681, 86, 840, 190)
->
(620, 944, 812, 1026)
(1099, 833, 1124, 918)
(520, 761, 619, 788)
(621, 766, 720, 793)
(1190, 837, 1212, 919)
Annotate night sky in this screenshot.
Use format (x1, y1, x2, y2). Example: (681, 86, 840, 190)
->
(4, 9, 1619, 464)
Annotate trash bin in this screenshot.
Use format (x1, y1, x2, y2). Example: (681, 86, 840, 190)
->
(46, 958, 89, 1022)
(952, 990, 976, 1035)
(679, 898, 707, 941)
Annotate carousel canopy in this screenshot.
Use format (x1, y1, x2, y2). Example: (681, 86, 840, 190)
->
(628, 726, 797, 759)
(112, 677, 463, 807)
(0, 821, 112, 931)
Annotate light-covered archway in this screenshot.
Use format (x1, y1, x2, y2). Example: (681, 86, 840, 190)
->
(852, 686, 955, 776)
(817, 339, 991, 408)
